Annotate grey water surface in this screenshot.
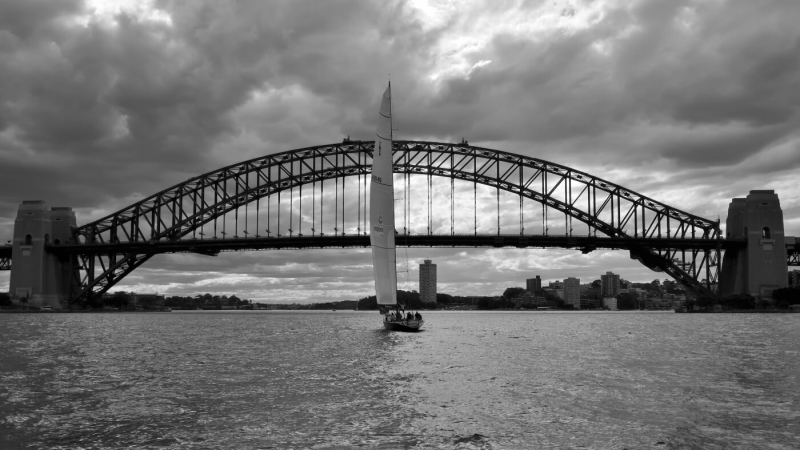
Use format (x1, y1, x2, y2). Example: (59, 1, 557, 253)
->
(1, 311, 798, 449)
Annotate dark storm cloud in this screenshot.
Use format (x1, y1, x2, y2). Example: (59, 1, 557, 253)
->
(659, 124, 790, 166)
(396, 0, 800, 172)
(3, 0, 798, 206)
(157, 0, 435, 121)
(0, 0, 83, 40)
(0, 0, 432, 234)
(0, 7, 233, 221)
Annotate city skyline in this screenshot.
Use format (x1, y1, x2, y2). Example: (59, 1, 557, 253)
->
(1, 0, 799, 303)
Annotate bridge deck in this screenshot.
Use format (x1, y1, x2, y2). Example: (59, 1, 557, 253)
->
(41, 234, 745, 256)
(8, 235, 800, 272)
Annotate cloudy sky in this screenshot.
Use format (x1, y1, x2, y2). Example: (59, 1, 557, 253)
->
(1, 0, 799, 303)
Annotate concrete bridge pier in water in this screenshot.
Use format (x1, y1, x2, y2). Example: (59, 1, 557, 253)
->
(719, 190, 789, 299)
(9, 201, 79, 309)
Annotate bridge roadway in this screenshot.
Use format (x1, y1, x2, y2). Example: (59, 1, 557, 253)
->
(41, 234, 745, 255)
(4, 234, 800, 269)
(1, 235, 798, 271)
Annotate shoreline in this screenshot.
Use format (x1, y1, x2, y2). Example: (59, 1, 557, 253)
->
(2, 308, 797, 314)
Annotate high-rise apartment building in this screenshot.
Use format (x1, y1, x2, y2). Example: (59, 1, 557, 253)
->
(600, 271, 621, 298)
(419, 259, 437, 303)
(563, 277, 581, 309)
(526, 276, 542, 294)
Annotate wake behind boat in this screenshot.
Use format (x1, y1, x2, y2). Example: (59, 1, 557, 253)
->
(370, 83, 423, 332)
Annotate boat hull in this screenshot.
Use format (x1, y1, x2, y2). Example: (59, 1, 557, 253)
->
(383, 319, 424, 332)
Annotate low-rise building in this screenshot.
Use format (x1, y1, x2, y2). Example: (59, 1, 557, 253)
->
(603, 297, 618, 310)
(130, 293, 165, 310)
(580, 297, 603, 309)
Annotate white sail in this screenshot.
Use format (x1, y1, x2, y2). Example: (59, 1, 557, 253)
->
(370, 84, 398, 306)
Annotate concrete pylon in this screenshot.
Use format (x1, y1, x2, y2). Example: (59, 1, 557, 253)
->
(719, 190, 788, 301)
(9, 201, 79, 310)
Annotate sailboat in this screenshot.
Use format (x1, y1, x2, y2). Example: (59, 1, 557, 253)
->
(371, 83, 424, 332)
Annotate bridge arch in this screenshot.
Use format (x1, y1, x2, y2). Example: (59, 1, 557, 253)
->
(70, 140, 721, 303)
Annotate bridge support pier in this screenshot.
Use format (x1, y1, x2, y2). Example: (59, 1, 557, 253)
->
(719, 190, 788, 302)
(9, 201, 79, 310)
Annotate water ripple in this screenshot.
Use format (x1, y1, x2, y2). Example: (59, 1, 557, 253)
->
(1, 311, 799, 449)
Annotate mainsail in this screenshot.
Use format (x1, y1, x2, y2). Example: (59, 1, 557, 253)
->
(370, 84, 398, 306)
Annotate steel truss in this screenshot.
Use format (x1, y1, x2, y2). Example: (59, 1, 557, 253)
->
(0, 245, 10, 270)
(789, 250, 799, 266)
(69, 140, 724, 303)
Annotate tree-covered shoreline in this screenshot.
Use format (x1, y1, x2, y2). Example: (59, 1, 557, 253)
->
(3, 285, 799, 312)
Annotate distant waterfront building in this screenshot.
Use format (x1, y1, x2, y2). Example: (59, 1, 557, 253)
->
(526, 276, 542, 294)
(601, 271, 621, 298)
(133, 293, 164, 309)
(563, 277, 581, 309)
(790, 270, 800, 287)
(542, 287, 562, 300)
(99, 292, 165, 310)
(581, 297, 602, 309)
(603, 297, 618, 310)
(419, 259, 437, 303)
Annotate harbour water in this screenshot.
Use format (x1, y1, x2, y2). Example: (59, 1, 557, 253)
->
(1, 311, 799, 449)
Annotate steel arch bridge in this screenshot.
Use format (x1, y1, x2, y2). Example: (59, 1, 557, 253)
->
(33, 139, 732, 304)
